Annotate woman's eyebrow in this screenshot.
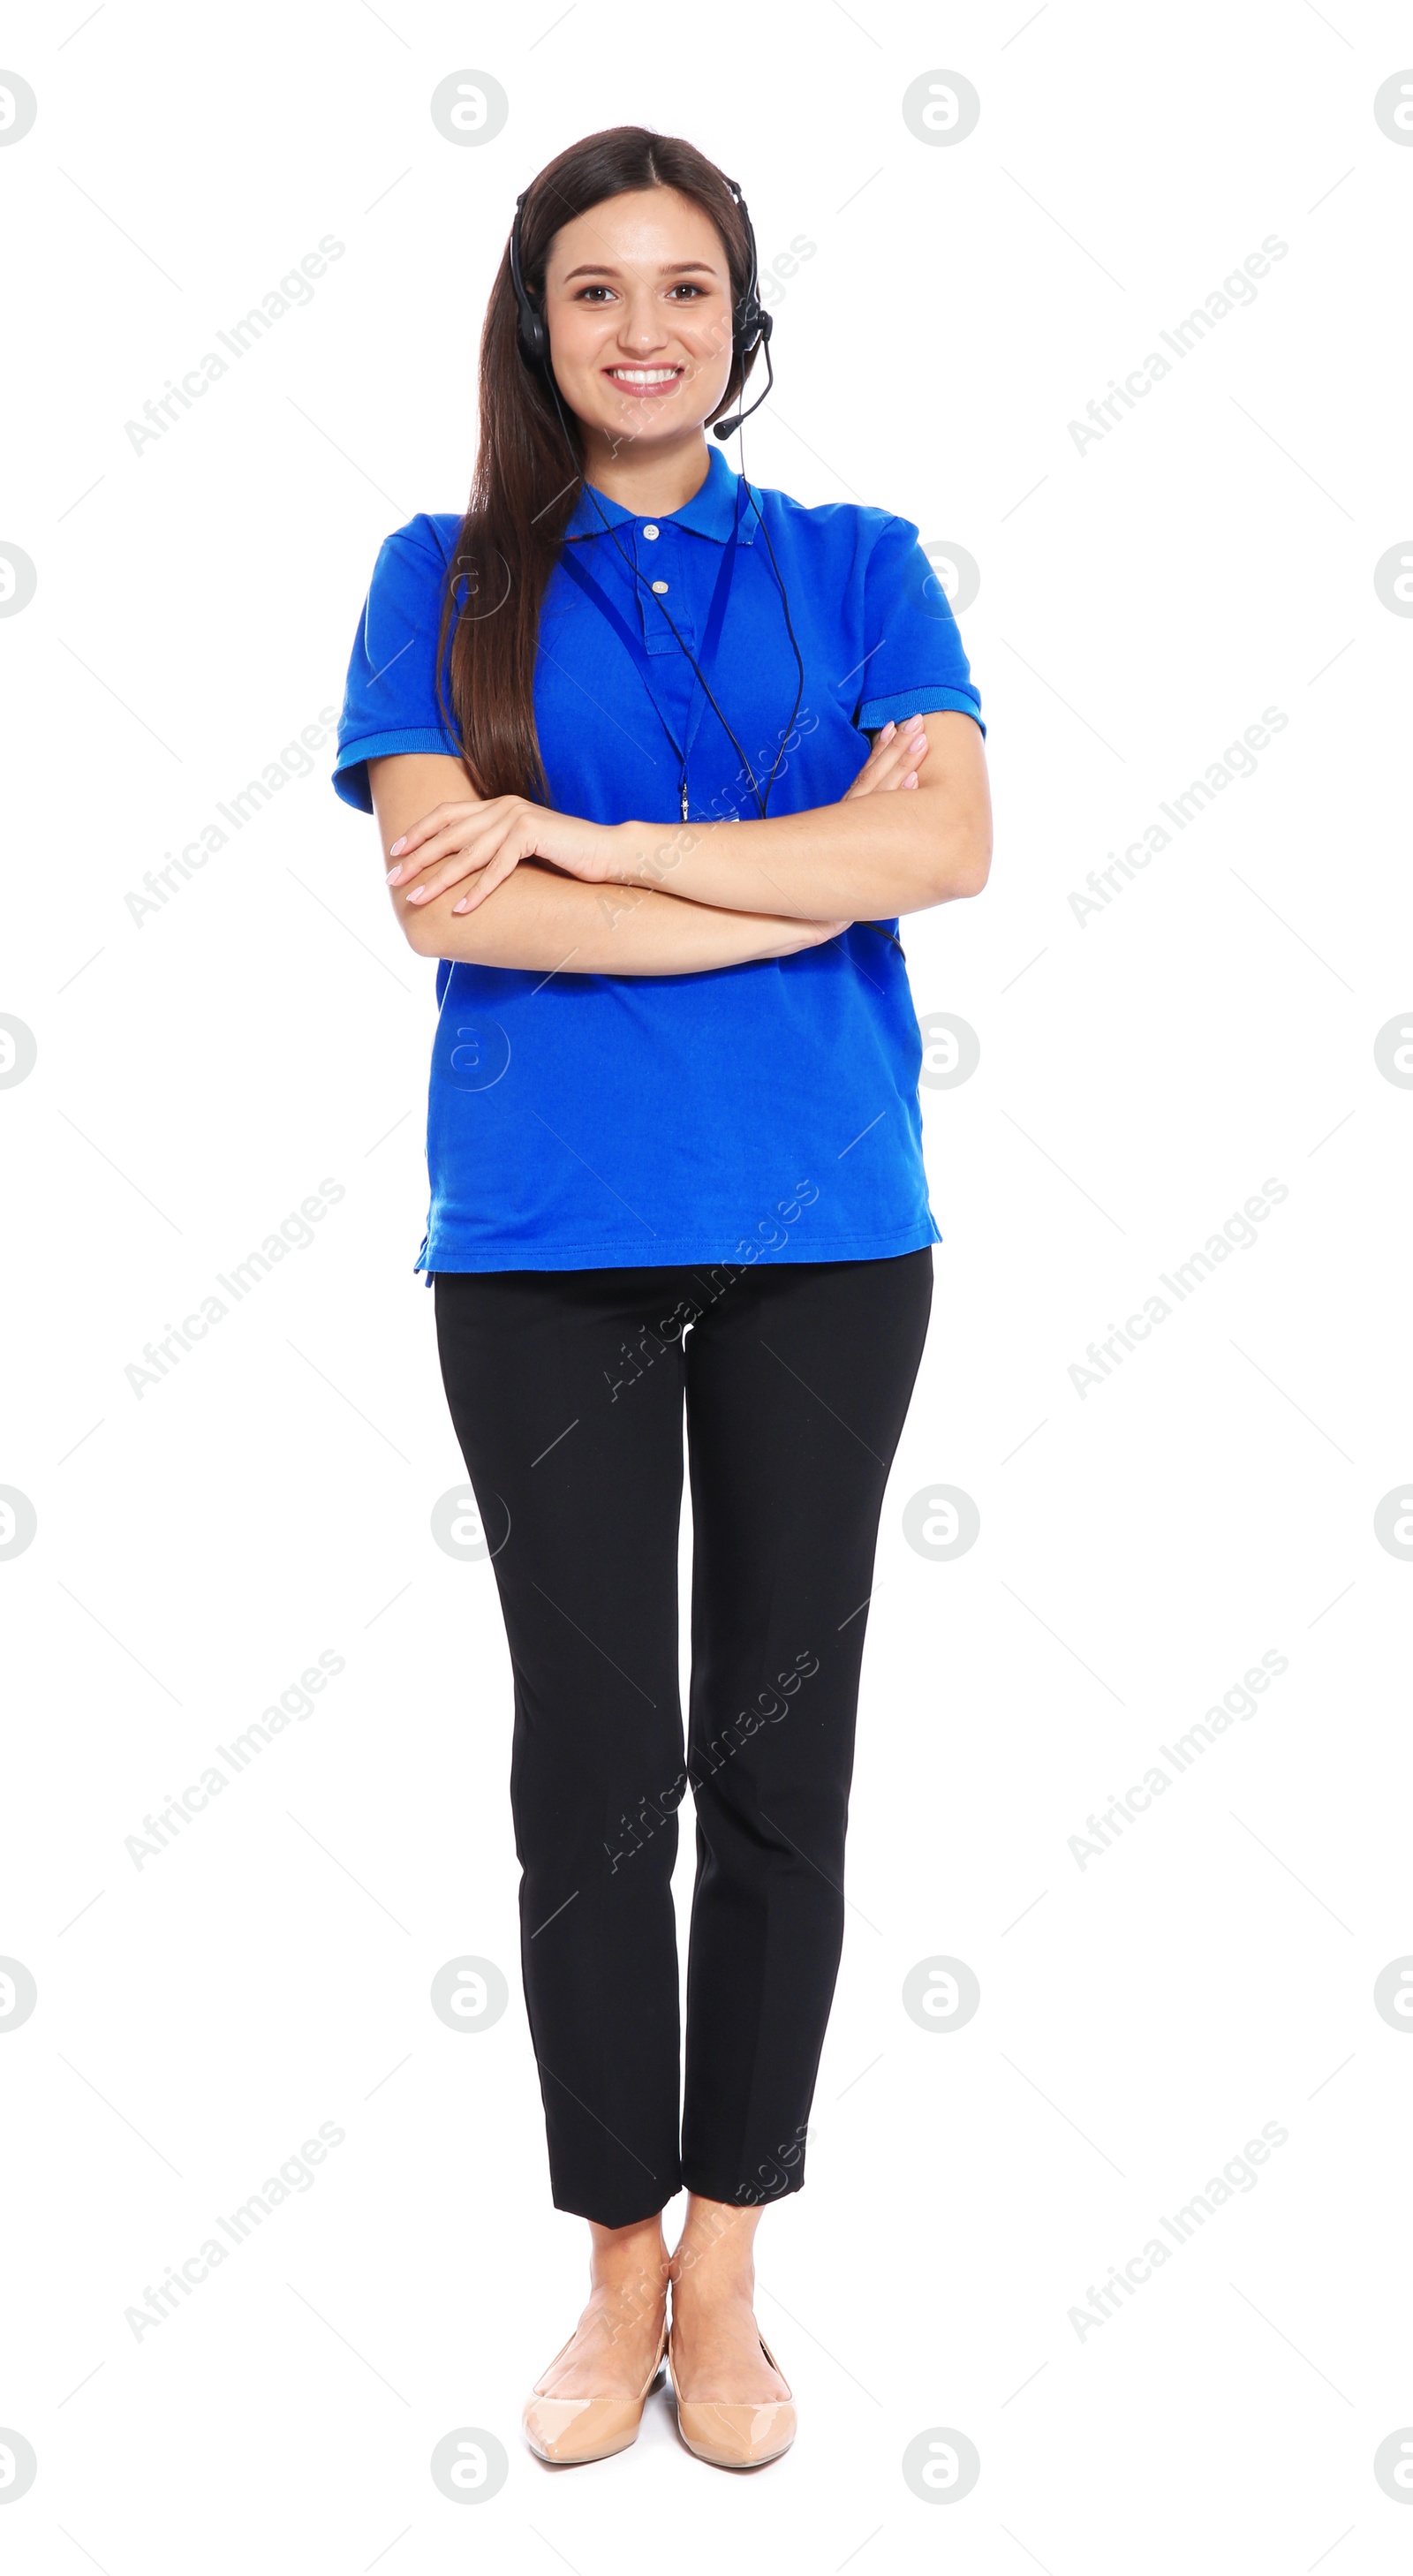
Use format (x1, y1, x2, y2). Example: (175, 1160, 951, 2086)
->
(560, 259, 722, 281)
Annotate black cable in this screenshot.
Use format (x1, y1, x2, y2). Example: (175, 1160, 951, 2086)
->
(732, 413, 903, 956)
(544, 373, 801, 822)
(729, 421, 806, 812)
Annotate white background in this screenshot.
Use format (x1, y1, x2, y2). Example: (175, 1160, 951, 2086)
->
(4, 0, 1412, 2565)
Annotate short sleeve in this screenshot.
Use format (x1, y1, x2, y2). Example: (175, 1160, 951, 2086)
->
(331, 515, 464, 813)
(852, 515, 984, 739)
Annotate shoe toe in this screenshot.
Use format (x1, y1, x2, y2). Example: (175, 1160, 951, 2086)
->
(521, 2392, 642, 2465)
(676, 2395, 797, 2467)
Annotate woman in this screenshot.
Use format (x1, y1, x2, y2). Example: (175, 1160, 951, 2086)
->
(332, 124, 990, 2471)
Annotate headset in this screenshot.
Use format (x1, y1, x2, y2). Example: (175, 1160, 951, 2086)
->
(506, 174, 802, 821)
(509, 177, 775, 435)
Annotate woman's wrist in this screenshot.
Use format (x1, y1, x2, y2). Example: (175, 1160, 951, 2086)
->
(601, 816, 695, 891)
(602, 813, 744, 899)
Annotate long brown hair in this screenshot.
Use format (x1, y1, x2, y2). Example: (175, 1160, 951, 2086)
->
(435, 126, 758, 805)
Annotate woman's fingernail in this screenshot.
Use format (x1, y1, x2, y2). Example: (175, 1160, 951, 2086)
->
(408, 887, 427, 902)
(452, 898, 469, 913)
(903, 773, 918, 788)
(880, 721, 895, 740)
(389, 836, 406, 856)
(385, 865, 402, 883)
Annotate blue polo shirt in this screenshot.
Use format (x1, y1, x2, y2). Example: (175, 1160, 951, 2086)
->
(333, 446, 983, 1274)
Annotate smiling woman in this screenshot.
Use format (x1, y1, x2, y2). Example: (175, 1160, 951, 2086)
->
(330, 121, 990, 2477)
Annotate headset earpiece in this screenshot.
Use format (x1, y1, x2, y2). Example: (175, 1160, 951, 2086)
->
(510, 192, 548, 368)
(735, 295, 772, 360)
(722, 175, 768, 363)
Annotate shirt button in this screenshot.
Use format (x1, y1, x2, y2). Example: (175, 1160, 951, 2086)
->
(642, 524, 659, 540)
(651, 579, 669, 593)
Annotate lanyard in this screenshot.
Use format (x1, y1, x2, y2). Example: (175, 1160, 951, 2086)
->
(555, 524, 743, 821)
(556, 515, 905, 959)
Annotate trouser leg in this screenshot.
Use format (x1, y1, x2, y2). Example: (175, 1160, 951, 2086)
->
(434, 1266, 692, 2225)
(679, 1250, 933, 2206)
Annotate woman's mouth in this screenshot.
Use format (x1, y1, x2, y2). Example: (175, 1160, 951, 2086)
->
(603, 365, 684, 399)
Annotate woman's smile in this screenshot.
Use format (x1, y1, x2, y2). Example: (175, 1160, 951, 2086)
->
(603, 362, 686, 395)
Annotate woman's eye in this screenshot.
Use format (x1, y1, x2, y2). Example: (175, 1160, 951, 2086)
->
(570, 282, 708, 305)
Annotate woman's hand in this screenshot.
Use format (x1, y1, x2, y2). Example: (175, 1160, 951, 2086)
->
(386, 794, 623, 913)
(843, 714, 930, 798)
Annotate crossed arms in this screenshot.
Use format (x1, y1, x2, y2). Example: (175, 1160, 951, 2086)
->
(367, 707, 991, 978)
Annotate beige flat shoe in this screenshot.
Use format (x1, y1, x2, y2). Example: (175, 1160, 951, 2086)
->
(521, 2312, 669, 2466)
(667, 2323, 797, 2469)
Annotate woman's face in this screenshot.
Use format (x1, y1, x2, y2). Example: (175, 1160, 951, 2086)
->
(540, 186, 737, 450)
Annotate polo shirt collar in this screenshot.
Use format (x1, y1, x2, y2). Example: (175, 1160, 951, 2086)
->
(563, 443, 754, 545)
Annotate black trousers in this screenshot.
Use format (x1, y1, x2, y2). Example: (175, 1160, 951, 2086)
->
(434, 1249, 933, 2226)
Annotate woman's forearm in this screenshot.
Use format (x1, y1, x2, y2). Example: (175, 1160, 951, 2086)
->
(604, 713, 992, 919)
(402, 858, 843, 976)
(609, 794, 987, 919)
